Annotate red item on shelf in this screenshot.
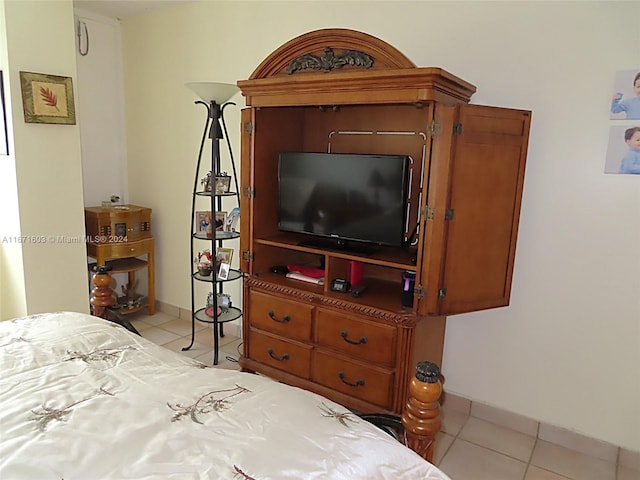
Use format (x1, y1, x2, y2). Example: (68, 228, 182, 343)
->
(287, 264, 325, 278)
(205, 306, 222, 317)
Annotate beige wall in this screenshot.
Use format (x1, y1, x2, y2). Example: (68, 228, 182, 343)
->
(0, 0, 26, 319)
(121, 1, 639, 450)
(0, 0, 89, 317)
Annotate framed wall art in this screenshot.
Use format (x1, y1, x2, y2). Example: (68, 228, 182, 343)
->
(19, 71, 76, 125)
(0, 71, 8, 155)
(604, 69, 640, 174)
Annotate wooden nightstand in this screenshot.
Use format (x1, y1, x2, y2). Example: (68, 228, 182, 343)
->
(85, 205, 155, 315)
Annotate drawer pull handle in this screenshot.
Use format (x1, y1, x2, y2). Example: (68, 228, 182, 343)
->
(340, 330, 367, 345)
(267, 347, 290, 362)
(268, 310, 291, 323)
(338, 371, 365, 387)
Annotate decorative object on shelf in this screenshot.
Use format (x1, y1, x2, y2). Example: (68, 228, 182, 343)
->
(205, 292, 218, 317)
(117, 279, 145, 310)
(19, 71, 76, 125)
(225, 207, 240, 232)
(204, 292, 231, 316)
(201, 172, 212, 192)
(195, 249, 213, 276)
(217, 293, 232, 311)
(184, 81, 242, 366)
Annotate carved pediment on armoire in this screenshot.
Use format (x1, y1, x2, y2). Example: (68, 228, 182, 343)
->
(237, 28, 476, 106)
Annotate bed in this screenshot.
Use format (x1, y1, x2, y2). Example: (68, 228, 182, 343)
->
(0, 311, 449, 479)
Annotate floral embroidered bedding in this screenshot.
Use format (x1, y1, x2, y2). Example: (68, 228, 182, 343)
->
(0, 312, 450, 479)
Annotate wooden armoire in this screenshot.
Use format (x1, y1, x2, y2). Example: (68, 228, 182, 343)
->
(236, 29, 530, 414)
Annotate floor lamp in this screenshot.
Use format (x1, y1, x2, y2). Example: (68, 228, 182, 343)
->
(184, 82, 240, 365)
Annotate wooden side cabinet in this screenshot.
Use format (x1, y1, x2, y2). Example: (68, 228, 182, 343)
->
(236, 29, 530, 414)
(85, 205, 155, 315)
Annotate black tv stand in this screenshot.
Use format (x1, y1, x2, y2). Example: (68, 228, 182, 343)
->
(298, 238, 380, 256)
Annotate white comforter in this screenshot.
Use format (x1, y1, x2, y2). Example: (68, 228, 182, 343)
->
(0, 312, 450, 480)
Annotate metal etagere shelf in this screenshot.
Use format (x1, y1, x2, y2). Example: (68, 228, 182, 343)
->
(182, 82, 242, 365)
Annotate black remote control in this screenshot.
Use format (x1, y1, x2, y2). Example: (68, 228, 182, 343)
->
(351, 285, 367, 297)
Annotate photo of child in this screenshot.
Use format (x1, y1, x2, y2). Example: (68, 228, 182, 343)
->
(619, 126, 640, 174)
(604, 125, 640, 175)
(610, 70, 640, 120)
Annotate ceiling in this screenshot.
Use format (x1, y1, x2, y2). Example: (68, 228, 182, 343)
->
(73, 0, 193, 20)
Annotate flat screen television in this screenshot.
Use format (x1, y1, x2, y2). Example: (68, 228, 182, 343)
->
(278, 152, 410, 252)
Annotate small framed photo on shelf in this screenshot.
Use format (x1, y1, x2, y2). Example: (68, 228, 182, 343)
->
(214, 173, 231, 194)
(196, 211, 212, 237)
(214, 211, 227, 232)
(218, 263, 230, 281)
(216, 247, 233, 280)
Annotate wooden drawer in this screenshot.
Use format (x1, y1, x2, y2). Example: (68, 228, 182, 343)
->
(249, 291, 313, 342)
(88, 238, 152, 260)
(315, 309, 397, 367)
(313, 350, 394, 409)
(248, 330, 312, 379)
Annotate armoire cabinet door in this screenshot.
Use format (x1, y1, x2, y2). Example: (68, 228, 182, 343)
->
(239, 107, 254, 274)
(419, 103, 531, 316)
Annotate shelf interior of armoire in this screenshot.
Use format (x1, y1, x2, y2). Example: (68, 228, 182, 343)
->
(248, 102, 432, 312)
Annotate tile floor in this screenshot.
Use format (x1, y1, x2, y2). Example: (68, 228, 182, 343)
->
(131, 312, 639, 480)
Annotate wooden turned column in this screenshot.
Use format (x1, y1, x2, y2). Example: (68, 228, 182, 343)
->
(90, 265, 116, 319)
(401, 361, 442, 464)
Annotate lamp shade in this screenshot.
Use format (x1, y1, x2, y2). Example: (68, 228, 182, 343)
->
(185, 82, 239, 103)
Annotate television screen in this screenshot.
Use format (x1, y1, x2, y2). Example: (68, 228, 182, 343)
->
(278, 152, 409, 249)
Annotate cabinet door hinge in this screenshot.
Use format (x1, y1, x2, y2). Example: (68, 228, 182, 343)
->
(452, 123, 463, 135)
(426, 121, 442, 136)
(438, 288, 447, 298)
(242, 250, 254, 262)
(422, 206, 435, 221)
(243, 121, 255, 135)
(414, 285, 426, 300)
(445, 208, 454, 220)
(242, 186, 255, 198)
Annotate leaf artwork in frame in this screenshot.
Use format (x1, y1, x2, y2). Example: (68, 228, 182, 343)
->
(19, 71, 76, 125)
